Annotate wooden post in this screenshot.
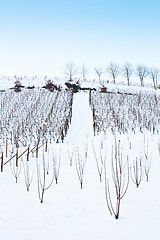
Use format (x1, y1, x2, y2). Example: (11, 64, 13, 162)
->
(1, 152, 3, 172)
(6, 140, 8, 158)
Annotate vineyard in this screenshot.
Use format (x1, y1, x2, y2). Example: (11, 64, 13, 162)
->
(0, 86, 160, 240)
(0, 88, 73, 146)
(90, 89, 160, 219)
(90, 90, 160, 135)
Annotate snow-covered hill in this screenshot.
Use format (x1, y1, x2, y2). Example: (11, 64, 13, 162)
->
(0, 80, 160, 240)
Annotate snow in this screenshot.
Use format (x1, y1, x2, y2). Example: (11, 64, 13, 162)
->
(0, 82, 160, 240)
(66, 91, 93, 143)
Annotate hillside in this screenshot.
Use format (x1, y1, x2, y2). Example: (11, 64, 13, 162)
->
(0, 79, 160, 240)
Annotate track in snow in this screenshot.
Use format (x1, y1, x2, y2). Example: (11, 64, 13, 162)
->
(64, 91, 94, 144)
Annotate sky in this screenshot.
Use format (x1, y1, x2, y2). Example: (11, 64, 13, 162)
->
(0, 0, 160, 78)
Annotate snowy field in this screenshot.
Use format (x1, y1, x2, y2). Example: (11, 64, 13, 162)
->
(0, 81, 160, 240)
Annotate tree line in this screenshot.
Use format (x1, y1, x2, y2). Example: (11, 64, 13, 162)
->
(64, 62, 160, 89)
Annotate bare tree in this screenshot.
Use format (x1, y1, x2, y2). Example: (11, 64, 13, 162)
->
(81, 65, 88, 82)
(136, 65, 149, 87)
(64, 62, 78, 81)
(36, 146, 54, 203)
(149, 67, 160, 89)
(94, 67, 103, 85)
(104, 136, 129, 219)
(52, 149, 61, 184)
(130, 157, 143, 187)
(75, 146, 88, 189)
(92, 140, 106, 182)
(22, 157, 34, 192)
(68, 144, 74, 166)
(143, 136, 151, 182)
(122, 62, 134, 86)
(107, 62, 120, 84)
(10, 156, 22, 183)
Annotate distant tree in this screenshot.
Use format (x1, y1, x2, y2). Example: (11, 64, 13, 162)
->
(13, 79, 23, 92)
(44, 80, 60, 91)
(149, 67, 160, 89)
(107, 62, 120, 84)
(64, 62, 78, 81)
(45, 79, 54, 89)
(122, 62, 134, 86)
(136, 65, 149, 87)
(81, 65, 88, 81)
(94, 67, 103, 85)
(14, 79, 22, 88)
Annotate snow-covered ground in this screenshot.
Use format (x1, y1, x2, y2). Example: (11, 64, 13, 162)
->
(0, 84, 160, 239)
(0, 75, 157, 91)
